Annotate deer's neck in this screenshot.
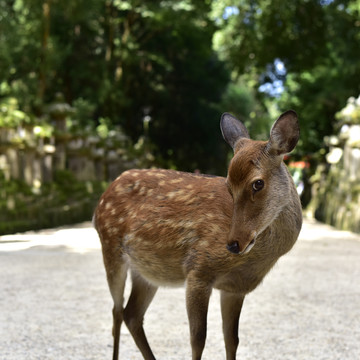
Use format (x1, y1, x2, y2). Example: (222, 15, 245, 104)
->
(266, 187, 303, 256)
(214, 189, 302, 295)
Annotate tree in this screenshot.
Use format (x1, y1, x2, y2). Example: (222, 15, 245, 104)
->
(0, 0, 232, 173)
(211, 0, 360, 155)
(98, 0, 230, 172)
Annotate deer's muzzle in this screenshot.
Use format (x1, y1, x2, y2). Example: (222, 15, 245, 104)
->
(227, 235, 256, 255)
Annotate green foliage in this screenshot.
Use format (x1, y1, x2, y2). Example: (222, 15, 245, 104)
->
(212, 0, 328, 75)
(96, 117, 113, 140)
(220, 81, 270, 140)
(71, 98, 96, 127)
(0, 97, 31, 127)
(221, 82, 254, 122)
(2, 0, 360, 172)
(1, 0, 232, 173)
(212, 0, 360, 155)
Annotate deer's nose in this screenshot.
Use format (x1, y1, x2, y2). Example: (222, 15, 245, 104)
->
(227, 241, 240, 254)
(227, 237, 256, 255)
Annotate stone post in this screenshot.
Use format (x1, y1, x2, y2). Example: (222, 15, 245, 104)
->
(48, 93, 73, 171)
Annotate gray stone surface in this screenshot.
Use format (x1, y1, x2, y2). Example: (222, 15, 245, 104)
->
(0, 218, 359, 359)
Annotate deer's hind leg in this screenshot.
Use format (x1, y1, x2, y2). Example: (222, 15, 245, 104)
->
(123, 270, 158, 360)
(102, 248, 129, 360)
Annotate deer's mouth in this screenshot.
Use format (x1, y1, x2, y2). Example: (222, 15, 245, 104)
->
(243, 238, 256, 253)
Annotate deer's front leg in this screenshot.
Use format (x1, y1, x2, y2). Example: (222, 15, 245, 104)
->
(186, 273, 212, 360)
(220, 291, 245, 360)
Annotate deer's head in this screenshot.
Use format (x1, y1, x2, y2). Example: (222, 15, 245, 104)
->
(220, 110, 300, 255)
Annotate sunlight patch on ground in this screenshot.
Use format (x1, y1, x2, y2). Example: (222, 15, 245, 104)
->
(0, 223, 100, 253)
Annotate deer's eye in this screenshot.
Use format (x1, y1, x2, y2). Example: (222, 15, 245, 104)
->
(252, 179, 264, 192)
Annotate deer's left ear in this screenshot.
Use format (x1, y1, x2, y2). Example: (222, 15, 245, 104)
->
(267, 110, 300, 156)
(220, 112, 250, 151)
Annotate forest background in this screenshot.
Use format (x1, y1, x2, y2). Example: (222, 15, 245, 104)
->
(1, 0, 360, 233)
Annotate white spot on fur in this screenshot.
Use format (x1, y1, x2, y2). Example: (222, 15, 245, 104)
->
(185, 198, 197, 205)
(108, 227, 119, 235)
(199, 239, 209, 247)
(129, 212, 137, 219)
(178, 191, 195, 203)
(124, 233, 135, 244)
(169, 178, 183, 184)
(165, 190, 195, 203)
(105, 220, 112, 230)
(167, 191, 177, 199)
(115, 184, 126, 194)
(155, 173, 166, 178)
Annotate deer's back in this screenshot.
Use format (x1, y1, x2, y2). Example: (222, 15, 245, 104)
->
(94, 169, 233, 286)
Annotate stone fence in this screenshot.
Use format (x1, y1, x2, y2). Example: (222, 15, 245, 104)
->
(0, 97, 150, 234)
(311, 96, 360, 233)
(0, 119, 137, 188)
(0, 118, 150, 235)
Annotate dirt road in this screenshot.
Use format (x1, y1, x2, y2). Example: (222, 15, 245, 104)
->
(1, 218, 359, 359)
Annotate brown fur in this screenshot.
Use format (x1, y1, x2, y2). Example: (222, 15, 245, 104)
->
(94, 111, 302, 360)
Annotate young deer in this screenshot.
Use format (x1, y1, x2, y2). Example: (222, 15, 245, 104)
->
(94, 110, 302, 360)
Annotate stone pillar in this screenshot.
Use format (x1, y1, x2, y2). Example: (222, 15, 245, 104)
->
(47, 93, 73, 171)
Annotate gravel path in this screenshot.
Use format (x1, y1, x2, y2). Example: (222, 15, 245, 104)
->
(0, 218, 359, 360)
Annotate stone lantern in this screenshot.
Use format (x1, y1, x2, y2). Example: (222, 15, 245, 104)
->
(47, 93, 74, 170)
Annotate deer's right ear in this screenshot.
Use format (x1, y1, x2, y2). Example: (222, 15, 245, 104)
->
(220, 113, 250, 150)
(267, 110, 299, 156)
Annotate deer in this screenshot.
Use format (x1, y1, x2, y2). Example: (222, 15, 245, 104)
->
(93, 110, 302, 360)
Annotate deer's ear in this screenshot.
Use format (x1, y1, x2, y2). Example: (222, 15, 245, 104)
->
(267, 110, 300, 156)
(220, 113, 250, 150)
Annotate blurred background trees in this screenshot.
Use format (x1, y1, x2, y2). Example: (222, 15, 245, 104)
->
(1, 0, 360, 232)
(213, 0, 360, 155)
(2, 0, 360, 170)
(1, 0, 230, 173)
